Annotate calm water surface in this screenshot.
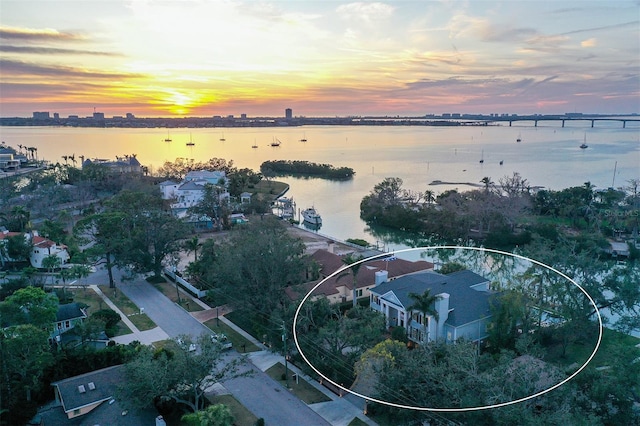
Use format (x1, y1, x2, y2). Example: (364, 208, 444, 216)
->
(1, 124, 639, 249)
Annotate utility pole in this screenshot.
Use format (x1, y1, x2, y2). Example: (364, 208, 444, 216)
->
(282, 321, 289, 388)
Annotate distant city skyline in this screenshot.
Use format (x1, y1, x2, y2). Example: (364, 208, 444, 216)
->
(1, 1, 638, 118)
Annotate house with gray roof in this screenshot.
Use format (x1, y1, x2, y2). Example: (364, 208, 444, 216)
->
(370, 270, 495, 344)
(51, 302, 88, 346)
(48, 364, 158, 424)
(52, 365, 123, 419)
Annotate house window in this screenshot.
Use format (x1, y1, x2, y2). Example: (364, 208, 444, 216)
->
(57, 323, 62, 330)
(357, 289, 363, 297)
(65, 320, 70, 328)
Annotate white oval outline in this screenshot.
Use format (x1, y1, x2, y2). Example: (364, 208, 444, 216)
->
(293, 246, 603, 412)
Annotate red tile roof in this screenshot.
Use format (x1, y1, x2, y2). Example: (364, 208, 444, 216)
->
(287, 250, 434, 301)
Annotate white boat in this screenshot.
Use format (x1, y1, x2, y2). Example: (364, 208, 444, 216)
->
(186, 133, 195, 146)
(302, 207, 322, 225)
(270, 137, 281, 147)
(164, 130, 172, 143)
(580, 133, 588, 149)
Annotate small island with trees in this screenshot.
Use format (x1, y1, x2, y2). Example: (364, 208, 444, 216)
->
(260, 160, 355, 180)
(0, 152, 638, 426)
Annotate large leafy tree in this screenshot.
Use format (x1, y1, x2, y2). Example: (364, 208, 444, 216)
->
(210, 216, 307, 315)
(156, 157, 236, 181)
(2, 286, 58, 329)
(118, 334, 242, 413)
(75, 211, 128, 288)
(188, 183, 231, 231)
(0, 234, 32, 267)
(76, 190, 189, 282)
(0, 324, 54, 408)
(122, 208, 190, 277)
(296, 301, 386, 387)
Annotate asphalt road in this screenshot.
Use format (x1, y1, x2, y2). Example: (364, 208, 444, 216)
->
(88, 265, 330, 425)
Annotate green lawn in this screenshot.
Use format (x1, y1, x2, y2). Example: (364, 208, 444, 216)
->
(265, 362, 332, 404)
(203, 318, 261, 353)
(224, 310, 258, 340)
(207, 394, 258, 426)
(71, 287, 132, 336)
(249, 179, 289, 200)
(98, 285, 156, 331)
(152, 280, 204, 313)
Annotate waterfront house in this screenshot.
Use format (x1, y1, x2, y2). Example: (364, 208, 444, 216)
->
(285, 249, 434, 305)
(159, 170, 230, 225)
(81, 155, 142, 174)
(369, 269, 494, 344)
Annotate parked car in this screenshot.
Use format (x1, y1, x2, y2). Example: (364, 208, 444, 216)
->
(211, 332, 233, 350)
(176, 338, 196, 352)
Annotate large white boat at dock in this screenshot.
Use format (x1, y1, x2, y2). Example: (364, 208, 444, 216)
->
(302, 207, 322, 226)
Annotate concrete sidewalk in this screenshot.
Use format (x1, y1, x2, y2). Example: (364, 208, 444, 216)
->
(90, 272, 378, 425)
(90, 285, 140, 333)
(245, 350, 376, 426)
(180, 288, 377, 425)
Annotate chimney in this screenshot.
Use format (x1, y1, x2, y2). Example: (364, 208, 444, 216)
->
(375, 270, 388, 286)
(434, 293, 450, 340)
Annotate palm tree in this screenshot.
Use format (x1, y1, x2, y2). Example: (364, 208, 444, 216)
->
(184, 236, 202, 262)
(480, 176, 494, 193)
(408, 289, 441, 343)
(338, 253, 364, 308)
(424, 190, 436, 207)
(10, 205, 30, 232)
(42, 254, 62, 291)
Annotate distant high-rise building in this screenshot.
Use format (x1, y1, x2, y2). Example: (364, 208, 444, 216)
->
(285, 108, 292, 119)
(241, 113, 247, 119)
(53, 113, 60, 119)
(93, 112, 105, 120)
(33, 111, 50, 120)
(126, 113, 135, 119)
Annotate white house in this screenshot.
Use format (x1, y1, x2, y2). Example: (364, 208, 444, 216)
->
(370, 269, 494, 344)
(0, 230, 70, 269)
(159, 171, 230, 219)
(31, 233, 71, 268)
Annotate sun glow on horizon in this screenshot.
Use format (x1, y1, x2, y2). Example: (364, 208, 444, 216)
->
(0, 1, 638, 117)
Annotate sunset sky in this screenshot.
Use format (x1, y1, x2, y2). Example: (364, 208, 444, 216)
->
(1, 0, 638, 118)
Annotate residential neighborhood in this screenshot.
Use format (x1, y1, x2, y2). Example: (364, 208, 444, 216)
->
(0, 155, 638, 426)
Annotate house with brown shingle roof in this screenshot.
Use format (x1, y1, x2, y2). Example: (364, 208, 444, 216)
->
(285, 249, 434, 305)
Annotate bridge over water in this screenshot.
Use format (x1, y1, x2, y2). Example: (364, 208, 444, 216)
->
(480, 116, 639, 128)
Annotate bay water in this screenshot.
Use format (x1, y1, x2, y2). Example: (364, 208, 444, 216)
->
(1, 123, 638, 250)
